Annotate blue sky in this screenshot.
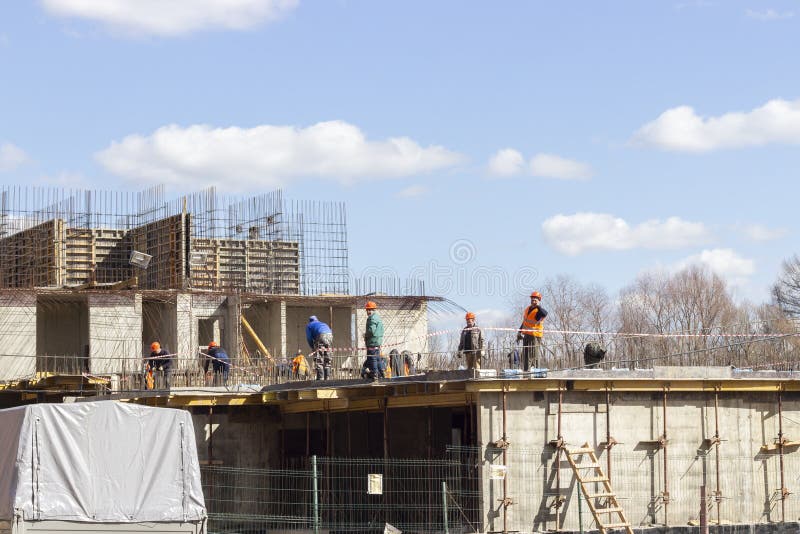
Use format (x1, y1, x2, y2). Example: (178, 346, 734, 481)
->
(1, 1, 798, 324)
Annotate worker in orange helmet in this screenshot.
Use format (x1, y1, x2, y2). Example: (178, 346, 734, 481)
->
(362, 301, 385, 379)
(147, 341, 172, 390)
(458, 312, 484, 370)
(517, 291, 548, 370)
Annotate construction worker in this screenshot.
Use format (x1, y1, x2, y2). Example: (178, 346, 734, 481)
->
(363, 301, 384, 379)
(517, 291, 548, 370)
(306, 315, 333, 380)
(402, 350, 417, 376)
(389, 349, 403, 377)
(147, 341, 172, 390)
(458, 312, 484, 370)
(204, 341, 230, 386)
(292, 349, 310, 379)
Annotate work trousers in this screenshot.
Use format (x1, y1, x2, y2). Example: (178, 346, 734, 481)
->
(314, 333, 333, 380)
(464, 351, 481, 370)
(364, 347, 383, 378)
(521, 335, 542, 371)
(211, 360, 230, 385)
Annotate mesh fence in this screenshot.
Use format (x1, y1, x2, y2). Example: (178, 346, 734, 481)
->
(201, 452, 482, 534)
(201, 445, 800, 533)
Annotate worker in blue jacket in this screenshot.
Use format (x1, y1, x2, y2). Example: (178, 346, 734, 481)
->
(205, 341, 230, 386)
(306, 316, 333, 380)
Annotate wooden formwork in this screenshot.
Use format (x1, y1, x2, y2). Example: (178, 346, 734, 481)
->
(189, 238, 300, 293)
(0, 213, 300, 292)
(64, 228, 133, 286)
(132, 214, 187, 290)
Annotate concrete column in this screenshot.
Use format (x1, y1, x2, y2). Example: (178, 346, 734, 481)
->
(225, 294, 241, 361)
(88, 293, 142, 374)
(0, 292, 36, 380)
(280, 300, 287, 360)
(176, 293, 193, 370)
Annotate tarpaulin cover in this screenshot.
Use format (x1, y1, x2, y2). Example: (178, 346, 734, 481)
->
(0, 401, 206, 522)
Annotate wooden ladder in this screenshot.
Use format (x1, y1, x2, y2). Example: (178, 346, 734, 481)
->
(564, 442, 634, 534)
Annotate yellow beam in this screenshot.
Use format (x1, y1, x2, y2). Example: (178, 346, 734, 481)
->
(241, 315, 273, 363)
(466, 379, 790, 393)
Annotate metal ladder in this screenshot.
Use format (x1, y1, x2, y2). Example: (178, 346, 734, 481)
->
(564, 442, 634, 534)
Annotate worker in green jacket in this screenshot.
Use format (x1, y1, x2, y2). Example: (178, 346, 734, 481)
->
(362, 301, 385, 378)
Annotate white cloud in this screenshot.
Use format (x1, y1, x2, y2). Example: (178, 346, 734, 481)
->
(673, 248, 755, 287)
(41, 0, 298, 36)
(542, 212, 712, 255)
(397, 185, 428, 198)
(0, 143, 29, 172)
(487, 149, 592, 180)
(632, 98, 800, 152)
(746, 9, 794, 21)
(741, 223, 787, 242)
(95, 121, 464, 191)
(487, 148, 525, 177)
(530, 153, 592, 180)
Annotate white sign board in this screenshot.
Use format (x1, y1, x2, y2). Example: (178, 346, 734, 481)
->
(490, 464, 507, 480)
(368, 473, 383, 495)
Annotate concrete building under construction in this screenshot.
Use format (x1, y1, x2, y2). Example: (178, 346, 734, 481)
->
(0, 185, 798, 533)
(0, 185, 431, 391)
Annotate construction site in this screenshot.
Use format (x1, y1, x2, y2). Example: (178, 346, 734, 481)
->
(0, 185, 799, 534)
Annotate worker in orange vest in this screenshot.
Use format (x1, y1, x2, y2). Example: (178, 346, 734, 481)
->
(292, 349, 310, 379)
(516, 291, 548, 370)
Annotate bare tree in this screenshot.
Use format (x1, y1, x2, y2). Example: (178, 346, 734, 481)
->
(773, 254, 800, 318)
(618, 270, 672, 367)
(668, 265, 737, 363)
(618, 266, 742, 368)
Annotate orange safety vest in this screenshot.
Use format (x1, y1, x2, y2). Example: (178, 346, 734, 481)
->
(521, 306, 544, 337)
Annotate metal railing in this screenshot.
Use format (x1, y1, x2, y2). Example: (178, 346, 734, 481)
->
(6, 329, 799, 392)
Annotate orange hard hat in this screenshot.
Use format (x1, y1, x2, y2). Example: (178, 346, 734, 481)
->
(465, 312, 476, 320)
(150, 342, 160, 351)
(209, 341, 218, 348)
(365, 301, 377, 310)
(530, 291, 542, 299)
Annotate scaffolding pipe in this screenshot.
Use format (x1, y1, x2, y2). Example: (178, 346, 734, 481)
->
(713, 388, 722, 526)
(778, 388, 786, 522)
(556, 383, 563, 531)
(312, 455, 319, 534)
(502, 388, 508, 534)
(662, 388, 669, 527)
(442, 481, 450, 534)
(605, 386, 613, 483)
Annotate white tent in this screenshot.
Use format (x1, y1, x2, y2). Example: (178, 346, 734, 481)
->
(0, 401, 205, 524)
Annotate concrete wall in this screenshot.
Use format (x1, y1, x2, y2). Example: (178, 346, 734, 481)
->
(191, 406, 282, 469)
(36, 295, 88, 372)
(477, 388, 800, 532)
(173, 294, 227, 371)
(88, 293, 142, 374)
(142, 299, 177, 359)
(0, 292, 36, 380)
